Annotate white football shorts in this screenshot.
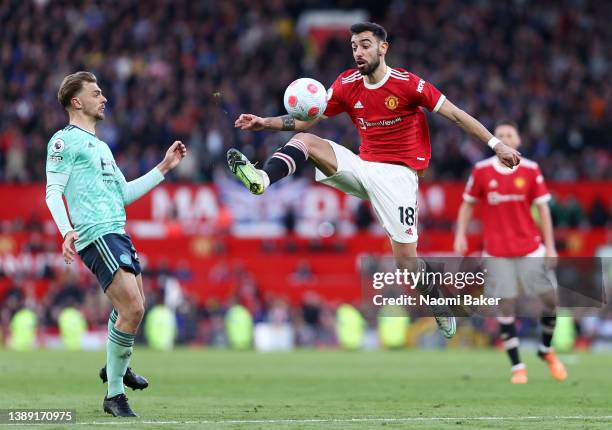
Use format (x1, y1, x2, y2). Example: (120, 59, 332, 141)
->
(315, 139, 419, 243)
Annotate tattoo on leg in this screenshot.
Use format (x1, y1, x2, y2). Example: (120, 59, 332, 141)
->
(281, 115, 295, 131)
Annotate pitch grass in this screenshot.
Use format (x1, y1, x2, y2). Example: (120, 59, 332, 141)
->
(0, 348, 610, 429)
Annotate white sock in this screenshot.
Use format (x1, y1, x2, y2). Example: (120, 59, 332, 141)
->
(258, 169, 270, 189)
(538, 344, 552, 354)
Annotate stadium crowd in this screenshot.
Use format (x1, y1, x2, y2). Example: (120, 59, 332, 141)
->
(0, 0, 610, 184)
(1, 243, 610, 350)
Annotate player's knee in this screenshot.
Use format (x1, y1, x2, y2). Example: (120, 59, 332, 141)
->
(133, 302, 145, 323)
(540, 292, 557, 312)
(497, 300, 515, 317)
(294, 132, 322, 156)
(124, 300, 145, 325)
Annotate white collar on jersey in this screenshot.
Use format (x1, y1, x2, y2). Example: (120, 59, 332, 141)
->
(492, 156, 519, 175)
(363, 66, 392, 90)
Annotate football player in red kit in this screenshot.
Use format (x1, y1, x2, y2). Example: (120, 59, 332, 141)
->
(454, 120, 567, 383)
(228, 22, 520, 339)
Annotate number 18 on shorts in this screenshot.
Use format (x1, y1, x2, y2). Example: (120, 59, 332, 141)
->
(398, 204, 417, 238)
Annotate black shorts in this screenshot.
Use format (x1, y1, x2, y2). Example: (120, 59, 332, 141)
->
(78, 233, 142, 291)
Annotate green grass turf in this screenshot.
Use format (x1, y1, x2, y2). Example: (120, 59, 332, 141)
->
(0, 348, 610, 429)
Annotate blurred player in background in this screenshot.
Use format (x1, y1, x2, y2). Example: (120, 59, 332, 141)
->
(228, 22, 521, 339)
(454, 120, 567, 384)
(45, 71, 186, 416)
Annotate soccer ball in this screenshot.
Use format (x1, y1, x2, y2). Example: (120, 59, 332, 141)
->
(283, 78, 328, 121)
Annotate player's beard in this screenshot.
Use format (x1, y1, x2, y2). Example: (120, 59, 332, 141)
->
(87, 105, 105, 121)
(357, 52, 381, 76)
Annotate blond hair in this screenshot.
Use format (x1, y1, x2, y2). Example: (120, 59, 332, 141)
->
(57, 71, 97, 109)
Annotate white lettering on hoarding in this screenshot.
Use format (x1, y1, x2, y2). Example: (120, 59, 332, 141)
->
(152, 187, 219, 220)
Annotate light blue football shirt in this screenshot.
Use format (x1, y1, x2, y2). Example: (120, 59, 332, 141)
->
(46, 125, 128, 251)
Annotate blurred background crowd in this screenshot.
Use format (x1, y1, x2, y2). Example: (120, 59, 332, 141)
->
(0, 231, 610, 351)
(0, 0, 610, 183)
(0, 0, 611, 351)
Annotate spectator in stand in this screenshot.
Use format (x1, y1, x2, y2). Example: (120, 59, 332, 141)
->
(0, 1, 610, 183)
(589, 197, 609, 227)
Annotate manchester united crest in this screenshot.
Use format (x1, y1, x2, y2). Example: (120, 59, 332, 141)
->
(514, 177, 526, 189)
(385, 95, 399, 110)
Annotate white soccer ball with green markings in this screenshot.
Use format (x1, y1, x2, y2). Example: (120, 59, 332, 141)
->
(283, 78, 328, 121)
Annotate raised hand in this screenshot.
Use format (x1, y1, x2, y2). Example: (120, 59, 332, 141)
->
(158, 141, 187, 174)
(494, 142, 521, 168)
(235, 114, 265, 131)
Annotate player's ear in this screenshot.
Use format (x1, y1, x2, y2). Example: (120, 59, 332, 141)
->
(379, 41, 389, 56)
(71, 96, 82, 110)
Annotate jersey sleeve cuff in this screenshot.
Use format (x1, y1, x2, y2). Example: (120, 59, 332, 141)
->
(433, 94, 446, 113)
(533, 193, 551, 204)
(463, 193, 478, 203)
(61, 229, 75, 239)
(153, 166, 165, 180)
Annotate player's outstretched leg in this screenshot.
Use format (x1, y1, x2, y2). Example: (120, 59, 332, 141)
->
(227, 135, 312, 195)
(100, 308, 149, 390)
(537, 314, 567, 381)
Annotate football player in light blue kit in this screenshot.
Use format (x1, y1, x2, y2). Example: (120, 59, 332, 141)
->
(46, 71, 187, 417)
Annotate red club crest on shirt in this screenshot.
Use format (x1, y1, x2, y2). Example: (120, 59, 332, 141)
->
(385, 95, 399, 110)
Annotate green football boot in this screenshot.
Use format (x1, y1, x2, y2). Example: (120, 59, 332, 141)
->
(227, 148, 266, 195)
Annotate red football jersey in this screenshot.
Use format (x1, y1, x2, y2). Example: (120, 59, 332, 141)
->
(324, 67, 445, 170)
(463, 157, 551, 257)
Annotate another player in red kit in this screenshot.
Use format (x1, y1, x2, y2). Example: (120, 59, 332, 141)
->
(454, 120, 567, 383)
(228, 22, 520, 339)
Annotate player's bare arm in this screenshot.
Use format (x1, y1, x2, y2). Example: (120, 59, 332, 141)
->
(234, 113, 323, 132)
(536, 202, 558, 267)
(157, 141, 187, 174)
(453, 201, 475, 255)
(436, 99, 521, 168)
